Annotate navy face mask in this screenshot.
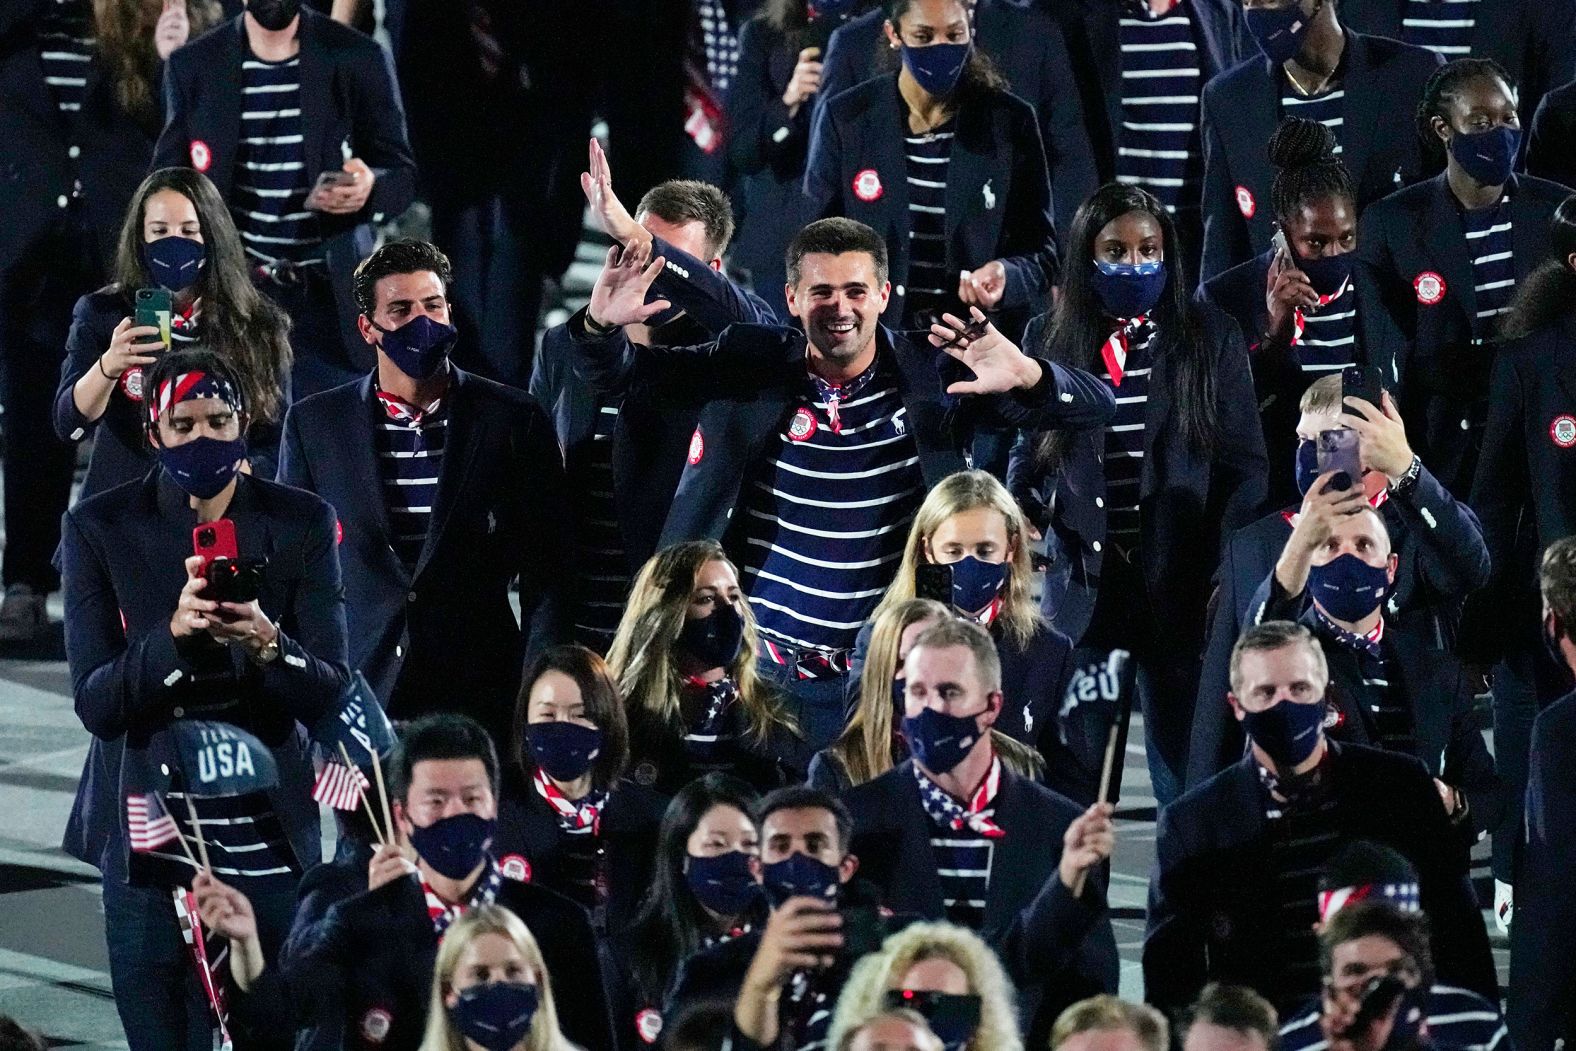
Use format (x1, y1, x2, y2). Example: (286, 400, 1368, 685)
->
(449, 982, 539, 1051)
(762, 851, 841, 908)
(1293, 246, 1353, 298)
(1295, 438, 1321, 496)
(248, 0, 301, 31)
(407, 811, 495, 880)
(677, 602, 746, 669)
(946, 556, 1008, 615)
(685, 849, 761, 916)
(1241, 698, 1325, 767)
(143, 236, 207, 293)
(1449, 125, 1521, 186)
(373, 314, 457, 381)
(1246, 2, 1313, 65)
(901, 42, 970, 97)
(159, 435, 247, 500)
(902, 705, 988, 775)
(1309, 553, 1390, 622)
(527, 721, 602, 784)
(1090, 259, 1167, 319)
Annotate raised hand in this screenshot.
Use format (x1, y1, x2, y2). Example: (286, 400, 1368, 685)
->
(927, 307, 1043, 395)
(579, 138, 646, 248)
(1058, 802, 1115, 896)
(587, 244, 671, 330)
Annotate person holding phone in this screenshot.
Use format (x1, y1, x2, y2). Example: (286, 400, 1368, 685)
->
(57, 168, 292, 501)
(58, 346, 349, 1049)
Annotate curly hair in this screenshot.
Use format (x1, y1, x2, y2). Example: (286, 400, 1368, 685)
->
(1268, 117, 1355, 224)
(1414, 57, 1515, 161)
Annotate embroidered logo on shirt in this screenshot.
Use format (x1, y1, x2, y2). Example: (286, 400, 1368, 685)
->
(120, 367, 146, 402)
(1552, 415, 1576, 448)
(788, 407, 818, 442)
(360, 1008, 392, 1043)
(852, 169, 884, 202)
(1235, 185, 1256, 219)
(1414, 271, 1446, 305)
(499, 853, 532, 882)
(189, 140, 212, 173)
(636, 1008, 664, 1044)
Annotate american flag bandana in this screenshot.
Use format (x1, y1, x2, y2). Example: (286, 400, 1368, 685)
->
(174, 888, 234, 1050)
(1318, 880, 1421, 922)
(128, 792, 183, 854)
(311, 761, 371, 812)
(685, 676, 741, 738)
(533, 766, 607, 836)
(1291, 278, 1351, 346)
(810, 359, 878, 435)
(1314, 607, 1384, 660)
(376, 389, 442, 429)
(422, 859, 503, 937)
(914, 756, 1005, 838)
(148, 370, 241, 424)
(1100, 317, 1152, 387)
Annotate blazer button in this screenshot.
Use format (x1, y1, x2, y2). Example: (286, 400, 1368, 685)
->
(1092, 541, 1102, 553)
(895, 285, 906, 297)
(1095, 497, 1104, 508)
(160, 764, 170, 776)
(173, 707, 184, 718)
(1459, 419, 1470, 430)
(68, 145, 80, 159)
(407, 591, 417, 603)
(395, 645, 404, 658)
(55, 195, 68, 209)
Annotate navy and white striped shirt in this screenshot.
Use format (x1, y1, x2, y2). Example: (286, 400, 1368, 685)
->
(905, 124, 956, 326)
(1400, 0, 1477, 57)
(1116, 0, 1205, 217)
(373, 395, 446, 568)
(1281, 81, 1346, 155)
(568, 401, 629, 653)
(38, 0, 93, 119)
(914, 764, 995, 930)
(1263, 765, 1343, 1007)
(1101, 324, 1153, 548)
(736, 362, 925, 654)
(1297, 281, 1358, 374)
(1279, 985, 1506, 1051)
(234, 53, 322, 267)
(1463, 196, 1514, 339)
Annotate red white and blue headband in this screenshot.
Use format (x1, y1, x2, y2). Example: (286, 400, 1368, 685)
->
(147, 370, 242, 425)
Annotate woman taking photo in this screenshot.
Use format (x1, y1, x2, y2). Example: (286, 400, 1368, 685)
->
(802, 0, 1057, 333)
(56, 167, 292, 496)
(1007, 182, 1266, 806)
(609, 773, 763, 1051)
(607, 540, 803, 795)
(420, 904, 581, 1051)
(495, 644, 667, 936)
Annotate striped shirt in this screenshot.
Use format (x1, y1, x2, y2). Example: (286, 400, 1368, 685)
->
(1101, 324, 1153, 548)
(1400, 0, 1477, 57)
(1281, 80, 1346, 155)
(234, 53, 322, 267)
(162, 789, 296, 881)
(1463, 195, 1514, 339)
(38, 0, 93, 118)
(373, 395, 446, 568)
(1296, 281, 1358, 374)
(1280, 985, 1507, 1051)
(1116, 0, 1205, 217)
(568, 401, 628, 653)
(904, 123, 956, 326)
(915, 766, 995, 930)
(1263, 768, 1343, 1008)
(736, 361, 925, 654)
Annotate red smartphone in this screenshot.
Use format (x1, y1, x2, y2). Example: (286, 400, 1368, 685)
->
(193, 519, 239, 569)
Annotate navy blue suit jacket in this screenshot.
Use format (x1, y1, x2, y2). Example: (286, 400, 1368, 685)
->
(1529, 78, 1576, 190)
(153, 11, 417, 355)
(1200, 32, 1443, 282)
(278, 368, 567, 740)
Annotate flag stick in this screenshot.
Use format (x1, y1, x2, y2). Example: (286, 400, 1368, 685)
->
(183, 795, 211, 871)
(156, 791, 202, 870)
(338, 742, 386, 845)
(1098, 719, 1121, 805)
(367, 743, 395, 843)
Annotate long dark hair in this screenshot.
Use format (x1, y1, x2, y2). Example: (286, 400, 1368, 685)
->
(1500, 194, 1576, 342)
(623, 774, 760, 1006)
(1036, 183, 1215, 467)
(877, 0, 1010, 97)
(112, 168, 292, 424)
(512, 645, 631, 792)
(92, 0, 223, 124)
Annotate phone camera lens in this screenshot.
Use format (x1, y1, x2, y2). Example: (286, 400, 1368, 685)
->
(197, 528, 215, 547)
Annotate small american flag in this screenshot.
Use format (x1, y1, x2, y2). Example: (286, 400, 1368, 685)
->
(312, 761, 370, 812)
(127, 792, 181, 853)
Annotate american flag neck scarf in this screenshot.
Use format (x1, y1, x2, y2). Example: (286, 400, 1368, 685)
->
(1100, 317, 1153, 387)
(914, 754, 1006, 838)
(421, 858, 504, 937)
(684, 675, 741, 737)
(1313, 607, 1384, 660)
(375, 387, 442, 429)
(809, 358, 878, 434)
(174, 887, 234, 1050)
(1291, 277, 1351, 346)
(533, 766, 607, 836)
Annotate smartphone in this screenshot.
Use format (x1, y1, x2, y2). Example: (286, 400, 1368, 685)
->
(1341, 364, 1385, 412)
(915, 563, 954, 606)
(193, 519, 239, 568)
(1315, 427, 1362, 491)
(803, 17, 836, 56)
(134, 287, 172, 349)
(312, 170, 354, 195)
(1345, 975, 1407, 1035)
(1270, 228, 1291, 262)
(838, 903, 884, 961)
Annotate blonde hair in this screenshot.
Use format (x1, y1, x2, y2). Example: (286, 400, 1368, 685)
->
(827, 922, 1022, 1051)
(872, 472, 1041, 650)
(419, 905, 579, 1051)
(1050, 996, 1169, 1051)
(1299, 373, 1342, 416)
(838, 1008, 945, 1051)
(606, 540, 796, 748)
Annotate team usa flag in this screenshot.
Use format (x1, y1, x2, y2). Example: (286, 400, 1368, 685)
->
(312, 761, 371, 812)
(127, 792, 181, 853)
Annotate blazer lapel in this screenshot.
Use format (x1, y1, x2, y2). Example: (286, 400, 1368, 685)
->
(869, 85, 912, 246)
(202, 20, 247, 198)
(1339, 34, 1387, 196)
(296, 12, 332, 176)
(944, 98, 997, 270)
(897, 765, 949, 918)
(414, 371, 482, 581)
(349, 376, 398, 559)
(1422, 175, 1477, 324)
(980, 772, 1036, 933)
(1509, 177, 1545, 284)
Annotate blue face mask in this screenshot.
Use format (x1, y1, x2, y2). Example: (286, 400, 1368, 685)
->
(685, 849, 761, 916)
(1090, 259, 1167, 319)
(1241, 697, 1325, 767)
(762, 851, 841, 908)
(1294, 438, 1321, 496)
(1293, 246, 1352, 299)
(1449, 125, 1521, 187)
(1309, 552, 1390, 622)
(449, 982, 539, 1051)
(946, 556, 1008, 615)
(143, 236, 207, 293)
(902, 705, 988, 775)
(901, 41, 970, 97)
(373, 314, 457, 381)
(1246, 2, 1313, 65)
(527, 721, 602, 784)
(407, 811, 495, 881)
(159, 434, 247, 500)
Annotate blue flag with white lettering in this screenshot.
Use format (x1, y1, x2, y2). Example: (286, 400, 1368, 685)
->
(171, 721, 279, 797)
(309, 672, 396, 761)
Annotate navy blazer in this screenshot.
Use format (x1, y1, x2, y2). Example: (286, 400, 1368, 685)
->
(0, 0, 162, 274)
(1145, 743, 1499, 1016)
(1510, 689, 1576, 1051)
(55, 288, 288, 498)
(1528, 78, 1576, 190)
(1200, 32, 1443, 282)
(805, 76, 1059, 325)
(815, 0, 1097, 236)
(1007, 307, 1267, 651)
(278, 368, 567, 740)
(1356, 172, 1569, 496)
(844, 760, 1119, 1044)
(1187, 463, 1490, 787)
(153, 10, 417, 354)
(59, 472, 349, 885)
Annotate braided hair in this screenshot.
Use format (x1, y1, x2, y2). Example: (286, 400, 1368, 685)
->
(1499, 193, 1576, 341)
(1414, 57, 1516, 161)
(1267, 116, 1355, 224)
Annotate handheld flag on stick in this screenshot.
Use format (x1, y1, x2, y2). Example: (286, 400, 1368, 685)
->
(1057, 649, 1137, 805)
(310, 673, 396, 838)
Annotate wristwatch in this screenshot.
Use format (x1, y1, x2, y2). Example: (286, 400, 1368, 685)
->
(251, 626, 280, 666)
(1390, 454, 1423, 495)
